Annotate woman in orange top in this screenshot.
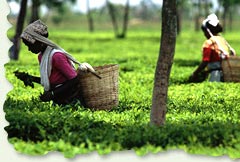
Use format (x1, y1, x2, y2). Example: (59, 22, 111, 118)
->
(191, 14, 235, 82)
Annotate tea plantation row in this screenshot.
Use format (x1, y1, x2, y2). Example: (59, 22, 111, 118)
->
(4, 30, 240, 158)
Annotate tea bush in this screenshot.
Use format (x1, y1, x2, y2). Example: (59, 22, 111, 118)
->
(4, 29, 240, 158)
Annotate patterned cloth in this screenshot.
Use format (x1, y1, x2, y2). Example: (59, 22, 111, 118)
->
(21, 20, 48, 44)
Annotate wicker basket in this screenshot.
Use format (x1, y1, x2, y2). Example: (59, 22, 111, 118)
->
(222, 56, 240, 82)
(77, 64, 119, 110)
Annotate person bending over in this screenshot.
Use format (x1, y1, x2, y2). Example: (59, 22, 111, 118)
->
(17, 20, 94, 105)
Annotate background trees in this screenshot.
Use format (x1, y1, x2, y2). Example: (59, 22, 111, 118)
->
(106, 0, 130, 38)
(9, 0, 27, 60)
(8, 0, 77, 60)
(8, 0, 240, 62)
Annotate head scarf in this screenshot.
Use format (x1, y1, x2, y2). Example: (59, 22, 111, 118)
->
(202, 13, 219, 28)
(21, 20, 82, 91)
(21, 20, 48, 44)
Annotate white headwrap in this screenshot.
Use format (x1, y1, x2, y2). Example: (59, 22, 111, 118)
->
(21, 20, 82, 91)
(202, 13, 219, 27)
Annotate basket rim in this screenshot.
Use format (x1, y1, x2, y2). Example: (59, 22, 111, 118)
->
(94, 64, 119, 71)
(78, 64, 119, 78)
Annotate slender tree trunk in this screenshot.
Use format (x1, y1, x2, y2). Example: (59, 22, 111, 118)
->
(10, 0, 28, 60)
(30, 0, 40, 23)
(150, 0, 177, 126)
(204, 0, 209, 17)
(87, 0, 94, 32)
(119, 0, 129, 38)
(176, 6, 181, 35)
(194, 0, 201, 31)
(106, 0, 119, 37)
(222, 6, 228, 32)
(229, 8, 233, 31)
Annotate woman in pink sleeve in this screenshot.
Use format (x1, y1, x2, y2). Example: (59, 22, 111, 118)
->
(17, 20, 94, 105)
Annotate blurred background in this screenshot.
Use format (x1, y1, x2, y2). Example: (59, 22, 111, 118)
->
(7, 0, 240, 60)
(8, 0, 240, 31)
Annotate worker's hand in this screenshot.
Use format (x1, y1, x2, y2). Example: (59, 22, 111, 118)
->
(39, 91, 54, 102)
(14, 71, 34, 88)
(79, 62, 95, 73)
(230, 47, 236, 56)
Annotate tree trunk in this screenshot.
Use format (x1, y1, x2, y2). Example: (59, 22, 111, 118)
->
(204, 0, 209, 17)
(106, 0, 119, 38)
(30, 0, 40, 23)
(119, 0, 129, 38)
(194, 0, 201, 31)
(9, 0, 28, 60)
(176, 6, 181, 35)
(87, 0, 94, 32)
(229, 8, 233, 31)
(222, 1, 231, 32)
(150, 0, 177, 126)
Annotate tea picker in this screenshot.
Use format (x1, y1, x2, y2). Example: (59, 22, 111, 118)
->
(14, 19, 101, 105)
(14, 19, 119, 109)
(189, 13, 236, 83)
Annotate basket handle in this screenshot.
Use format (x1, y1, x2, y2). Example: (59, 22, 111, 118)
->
(90, 71, 102, 79)
(78, 63, 102, 79)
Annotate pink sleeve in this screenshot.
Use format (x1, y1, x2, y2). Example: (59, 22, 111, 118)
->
(52, 52, 77, 79)
(38, 54, 42, 64)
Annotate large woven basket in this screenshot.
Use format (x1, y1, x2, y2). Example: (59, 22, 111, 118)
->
(77, 64, 119, 110)
(222, 56, 240, 82)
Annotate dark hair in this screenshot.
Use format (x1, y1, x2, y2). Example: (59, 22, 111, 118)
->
(42, 32, 49, 38)
(202, 21, 223, 35)
(36, 31, 48, 38)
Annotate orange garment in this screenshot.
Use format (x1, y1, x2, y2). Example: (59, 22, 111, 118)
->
(202, 35, 231, 62)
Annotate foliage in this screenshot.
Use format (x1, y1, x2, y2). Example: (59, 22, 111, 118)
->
(4, 29, 240, 159)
